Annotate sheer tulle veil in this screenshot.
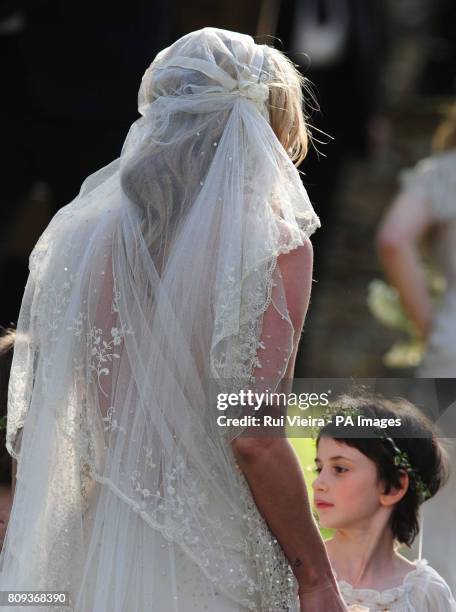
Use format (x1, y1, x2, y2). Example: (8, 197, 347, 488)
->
(0, 28, 319, 610)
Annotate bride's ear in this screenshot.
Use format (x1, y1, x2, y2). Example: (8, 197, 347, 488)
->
(379, 471, 409, 507)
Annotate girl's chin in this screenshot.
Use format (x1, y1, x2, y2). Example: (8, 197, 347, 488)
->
(317, 514, 343, 530)
(317, 516, 333, 529)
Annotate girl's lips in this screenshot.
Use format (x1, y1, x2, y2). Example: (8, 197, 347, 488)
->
(315, 501, 334, 509)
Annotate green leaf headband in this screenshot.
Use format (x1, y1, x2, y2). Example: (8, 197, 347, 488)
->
(384, 435, 432, 503)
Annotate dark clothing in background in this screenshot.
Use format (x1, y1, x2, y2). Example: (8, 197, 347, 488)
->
(275, 0, 387, 256)
(275, 0, 388, 375)
(418, 0, 456, 96)
(277, 0, 387, 181)
(278, 0, 386, 155)
(1, 1, 173, 205)
(0, 1, 173, 324)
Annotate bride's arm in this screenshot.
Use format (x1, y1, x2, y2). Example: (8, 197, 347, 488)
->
(231, 238, 347, 611)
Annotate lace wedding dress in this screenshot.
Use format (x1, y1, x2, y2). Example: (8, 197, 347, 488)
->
(0, 29, 320, 611)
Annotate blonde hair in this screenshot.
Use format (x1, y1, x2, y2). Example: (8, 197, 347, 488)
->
(431, 102, 456, 153)
(263, 46, 313, 166)
(122, 41, 314, 252)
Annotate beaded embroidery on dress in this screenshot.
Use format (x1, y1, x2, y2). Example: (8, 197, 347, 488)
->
(0, 28, 319, 611)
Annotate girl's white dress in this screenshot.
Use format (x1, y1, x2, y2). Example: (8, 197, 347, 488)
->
(337, 559, 456, 611)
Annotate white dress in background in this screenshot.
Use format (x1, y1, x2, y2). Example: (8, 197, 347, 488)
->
(397, 151, 456, 596)
(399, 149, 456, 377)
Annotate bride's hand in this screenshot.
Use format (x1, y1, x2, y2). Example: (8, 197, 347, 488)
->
(298, 583, 349, 611)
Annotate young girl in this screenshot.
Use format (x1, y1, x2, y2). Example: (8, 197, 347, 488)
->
(313, 395, 456, 611)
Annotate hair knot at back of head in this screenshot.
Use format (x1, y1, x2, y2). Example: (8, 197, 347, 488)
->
(149, 50, 270, 113)
(134, 27, 311, 164)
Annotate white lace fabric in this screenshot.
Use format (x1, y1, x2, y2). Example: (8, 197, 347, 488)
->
(337, 559, 456, 611)
(0, 28, 319, 611)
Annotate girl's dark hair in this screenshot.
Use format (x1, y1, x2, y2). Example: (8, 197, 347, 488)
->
(0, 327, 15, 486)
(316, 395, 450, 547)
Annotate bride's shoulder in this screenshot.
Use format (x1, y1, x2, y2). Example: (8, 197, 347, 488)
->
(277, 233, 313, 281)
(276, 235, 313, 335)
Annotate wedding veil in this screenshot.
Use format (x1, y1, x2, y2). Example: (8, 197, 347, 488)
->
(1, 28, 319, 610)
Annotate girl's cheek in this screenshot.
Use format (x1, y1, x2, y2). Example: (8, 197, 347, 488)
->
(333, 477, 359, 505)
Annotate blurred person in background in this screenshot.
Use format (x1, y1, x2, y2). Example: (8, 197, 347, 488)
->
(376, 102, 456, 378)
(0, 0, 173, 326)
(377, 105, 456, 593)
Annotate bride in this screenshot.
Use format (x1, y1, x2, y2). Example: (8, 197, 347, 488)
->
(0, 28, 347, 611)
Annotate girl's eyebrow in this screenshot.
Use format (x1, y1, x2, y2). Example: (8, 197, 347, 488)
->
(330, 455, 353, 462)
(315, 455, 353, 463)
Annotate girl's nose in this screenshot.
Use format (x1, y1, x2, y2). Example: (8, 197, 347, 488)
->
(312, 472, 328, 492)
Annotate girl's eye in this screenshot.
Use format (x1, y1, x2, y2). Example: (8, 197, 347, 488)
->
(334, 466, 348, 474)
(313, 466, 322, 474)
